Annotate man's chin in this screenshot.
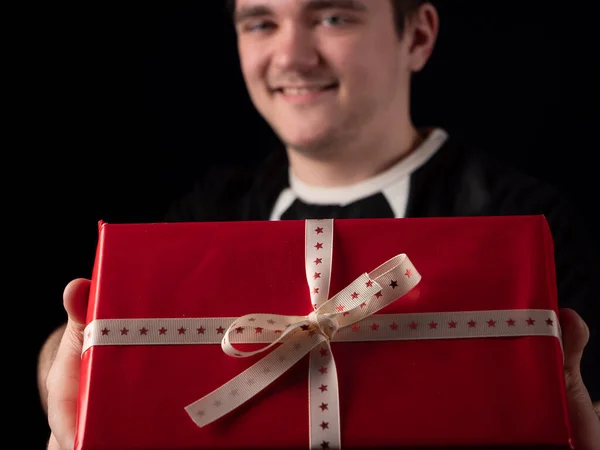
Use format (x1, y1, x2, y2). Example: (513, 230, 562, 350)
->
(279, 131, 336, 155)
(273, 118, 338, 149)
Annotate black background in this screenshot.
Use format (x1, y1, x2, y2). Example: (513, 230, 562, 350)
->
(20, 1, 598, 448)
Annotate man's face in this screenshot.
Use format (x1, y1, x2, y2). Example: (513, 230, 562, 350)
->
(234, 0, 413, 153)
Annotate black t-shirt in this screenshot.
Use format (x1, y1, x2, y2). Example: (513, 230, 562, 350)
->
(165, 132, 600, 400)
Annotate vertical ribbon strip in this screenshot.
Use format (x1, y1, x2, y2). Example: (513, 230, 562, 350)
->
(306, 219, 339, 450)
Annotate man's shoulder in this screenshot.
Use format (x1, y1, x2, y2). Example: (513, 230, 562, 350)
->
(163, 151, 288, 222)
(422, 136, 574, 217)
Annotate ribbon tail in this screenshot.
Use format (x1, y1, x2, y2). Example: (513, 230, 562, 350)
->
(186, 331, 327, 427)
(309, 341, 341, 450)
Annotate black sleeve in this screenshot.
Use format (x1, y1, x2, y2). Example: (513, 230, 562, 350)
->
(542, 193, 600, 402)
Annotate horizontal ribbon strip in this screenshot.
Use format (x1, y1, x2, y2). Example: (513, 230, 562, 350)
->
(83, 309, 560, 351)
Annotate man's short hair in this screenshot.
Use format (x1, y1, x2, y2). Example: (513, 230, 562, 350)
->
(225, 0, 426, 38)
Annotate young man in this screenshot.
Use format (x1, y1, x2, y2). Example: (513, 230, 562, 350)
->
(40, 1, 600, 449)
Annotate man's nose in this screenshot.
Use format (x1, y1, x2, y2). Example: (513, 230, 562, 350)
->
(272, 25, 319, 72)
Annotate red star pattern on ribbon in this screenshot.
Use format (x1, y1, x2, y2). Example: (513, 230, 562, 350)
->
(197, 326, 205, 334)
(178, 327, 186, 334)
(314, 258, 322, 265)
(120, 328, 129, 335)
(546, 318, 554, 326)
(216, 326, 225, 334)
(468, 320, 476, 328)
(487, 320, 496, 327)
(320, 421, 329, 430)
(314, 272, 321, 279)
(389, 280, 398, 289)
(315, 242, 323, 250)
(159, 327, 167, 335)
(507, 319, 515, 326)
(527, 318, 535, 326)
(139, 327, 148, 335)
(315, 227, 324, 234)
(448, 321, 457, 328)
(101, 328, 109, 335)
(319, 366, 328, 375)
(319, 384, 328, 392)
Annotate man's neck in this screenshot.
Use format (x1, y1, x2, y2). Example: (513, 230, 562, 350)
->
(286, 122, 423, 188)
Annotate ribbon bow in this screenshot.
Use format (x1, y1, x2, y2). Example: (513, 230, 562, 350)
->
(185, 219, 421, 449)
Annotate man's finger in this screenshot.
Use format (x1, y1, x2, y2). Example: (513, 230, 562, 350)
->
(47, 433, 60, 450)
(559, 308, 600, 450)
(46, 278, 91, 450)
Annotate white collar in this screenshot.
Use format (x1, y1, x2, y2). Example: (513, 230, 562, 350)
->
(289, 128, 449, 206)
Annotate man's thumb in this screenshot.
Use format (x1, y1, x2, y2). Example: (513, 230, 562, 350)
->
(560, 307, 589, 377)
(559, 308, 600, 450)
(63, 278, 91, 326)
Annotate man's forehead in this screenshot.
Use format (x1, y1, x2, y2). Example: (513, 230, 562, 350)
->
(234, 0, 369, 15)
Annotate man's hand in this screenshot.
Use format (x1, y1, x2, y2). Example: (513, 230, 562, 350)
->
(560, 308, 600, 450)
(42, 278, 91, 450)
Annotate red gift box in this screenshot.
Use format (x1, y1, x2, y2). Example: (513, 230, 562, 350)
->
(75, 216, 572, 450)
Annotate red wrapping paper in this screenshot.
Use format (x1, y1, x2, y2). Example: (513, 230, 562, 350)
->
(75, 215, 572, 450)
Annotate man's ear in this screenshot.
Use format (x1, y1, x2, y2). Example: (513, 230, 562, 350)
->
(406, 3, 440, 73)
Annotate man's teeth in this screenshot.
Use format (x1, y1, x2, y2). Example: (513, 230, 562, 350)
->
(281, 86, 329, 95)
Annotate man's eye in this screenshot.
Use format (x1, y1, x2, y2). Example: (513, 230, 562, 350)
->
(247, 21, 275, 32)
(321, 15, 350, 27)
